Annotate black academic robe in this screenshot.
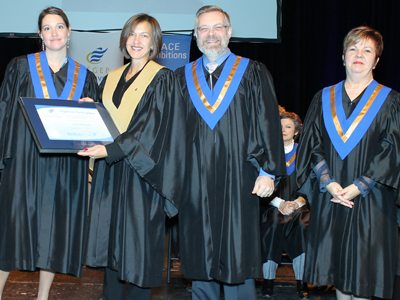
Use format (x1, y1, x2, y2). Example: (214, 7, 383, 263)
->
(0, 55, 98, 277)
(260, 146, 309, 264)
(296, 87, 400, 299)
(83, 66, 186, 288)
(175, 58, 286, 284)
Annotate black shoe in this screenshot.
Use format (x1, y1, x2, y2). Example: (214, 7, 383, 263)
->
(296, 280, 309, 299)
(186, 282, 192, 293)
(260, 279, 274, 297)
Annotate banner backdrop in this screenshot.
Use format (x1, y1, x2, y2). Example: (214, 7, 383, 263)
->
(69, 32, 191, 84)
(154, 35, 191, 71)
(69, 31, 123, 84)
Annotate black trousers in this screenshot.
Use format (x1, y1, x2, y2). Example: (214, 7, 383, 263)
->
(102, 268, 151, 300)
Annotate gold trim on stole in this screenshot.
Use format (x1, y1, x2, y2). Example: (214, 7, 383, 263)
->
(67, 61, 81, 100)
(330, 84, 383, 142)
(192, 56, 241, 113)
(102, 61, 163, 133)
(34, 53, 49, 98)
(286, 152, 296, 167)
(34, 53, 81, 100)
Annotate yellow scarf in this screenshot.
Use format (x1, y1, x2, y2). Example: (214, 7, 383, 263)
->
(102, 61, 163, 133)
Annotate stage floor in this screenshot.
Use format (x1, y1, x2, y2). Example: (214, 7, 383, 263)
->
(3, 262, 338, 299)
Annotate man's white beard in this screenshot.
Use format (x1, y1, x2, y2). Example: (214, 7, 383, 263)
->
(197, 34, 229, 58)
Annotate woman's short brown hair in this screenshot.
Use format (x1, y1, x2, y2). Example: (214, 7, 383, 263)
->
(120, 13, 162, 60)
(38, 7, 70, 33)
(343, 26, 383, 59)
(281, 111, 303, 142)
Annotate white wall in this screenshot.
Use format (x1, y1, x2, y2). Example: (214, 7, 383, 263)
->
(0, 0, 278, 40)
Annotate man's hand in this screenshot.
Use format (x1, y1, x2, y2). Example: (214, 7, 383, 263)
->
(252, 176, 274, 198)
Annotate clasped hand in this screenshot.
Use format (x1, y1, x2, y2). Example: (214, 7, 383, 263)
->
(279, 201, 299, 215)
(252, 176, 275, 198)
(326, 182, 361, 208)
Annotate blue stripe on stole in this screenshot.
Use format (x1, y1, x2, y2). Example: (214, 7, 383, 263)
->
(286, 143, 297, 176)
(27, 52, 87, 100)
(27, 53, 45, 98)
(39, 51, 59, 98)
(322, 80, 391, 160)
(185, 54, 250, 130)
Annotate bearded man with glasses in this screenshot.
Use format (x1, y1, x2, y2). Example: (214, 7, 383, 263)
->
(175, 5, 286, 300)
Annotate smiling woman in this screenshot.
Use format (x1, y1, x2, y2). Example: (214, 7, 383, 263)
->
(39, 14, 70, 53)
(79, 13, 186, 300)
(0, 6, 99, 300)
(125, 22, 153, 75)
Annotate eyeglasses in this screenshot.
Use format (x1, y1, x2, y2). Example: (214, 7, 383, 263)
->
(196, 24, 230, 34)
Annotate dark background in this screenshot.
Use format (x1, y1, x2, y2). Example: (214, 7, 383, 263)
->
(1, 1, 400, 120)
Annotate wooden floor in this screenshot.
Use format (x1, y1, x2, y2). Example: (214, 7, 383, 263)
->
(3, 262, 339, 300)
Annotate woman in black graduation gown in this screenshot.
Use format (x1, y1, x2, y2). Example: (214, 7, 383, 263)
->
(78, 14, 185, 300)
(0, 7, 98, 300)
(296, 26, 400, 299)
(260, 111, 309, 299)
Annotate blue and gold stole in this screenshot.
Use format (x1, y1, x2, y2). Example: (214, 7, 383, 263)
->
(322, 80, 391, 160)
(27, 51, 87, 100)
(286, 143, 297, 176)
(185, 54, 249, 130)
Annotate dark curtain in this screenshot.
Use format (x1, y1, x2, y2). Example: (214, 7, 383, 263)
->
(0, 36, 41, 83)
(1, 1, 400, 119)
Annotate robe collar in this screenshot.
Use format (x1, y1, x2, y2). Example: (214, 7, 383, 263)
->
(284, 140, 295, 154)
(322, 79, 391, 159)
(185, 53, 250, 130)
(27, 51, 87, 100)
(102, 60, 163, 133)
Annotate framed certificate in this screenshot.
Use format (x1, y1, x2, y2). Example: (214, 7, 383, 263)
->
(19, 97, 120, 153)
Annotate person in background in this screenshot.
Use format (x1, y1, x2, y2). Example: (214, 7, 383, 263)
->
(175, 5, 286, 300)
(296, 26, 400, 299)
(260, 111, 309, 299)
(0, 6, 98, 300)
(78, 13, 186, 300)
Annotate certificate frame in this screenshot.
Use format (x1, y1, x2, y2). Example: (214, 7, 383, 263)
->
(18, 97, 120, 153)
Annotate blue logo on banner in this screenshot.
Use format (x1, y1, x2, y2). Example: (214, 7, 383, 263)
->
(86, 47, 108, 64)
(154, 35, 191, 70)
